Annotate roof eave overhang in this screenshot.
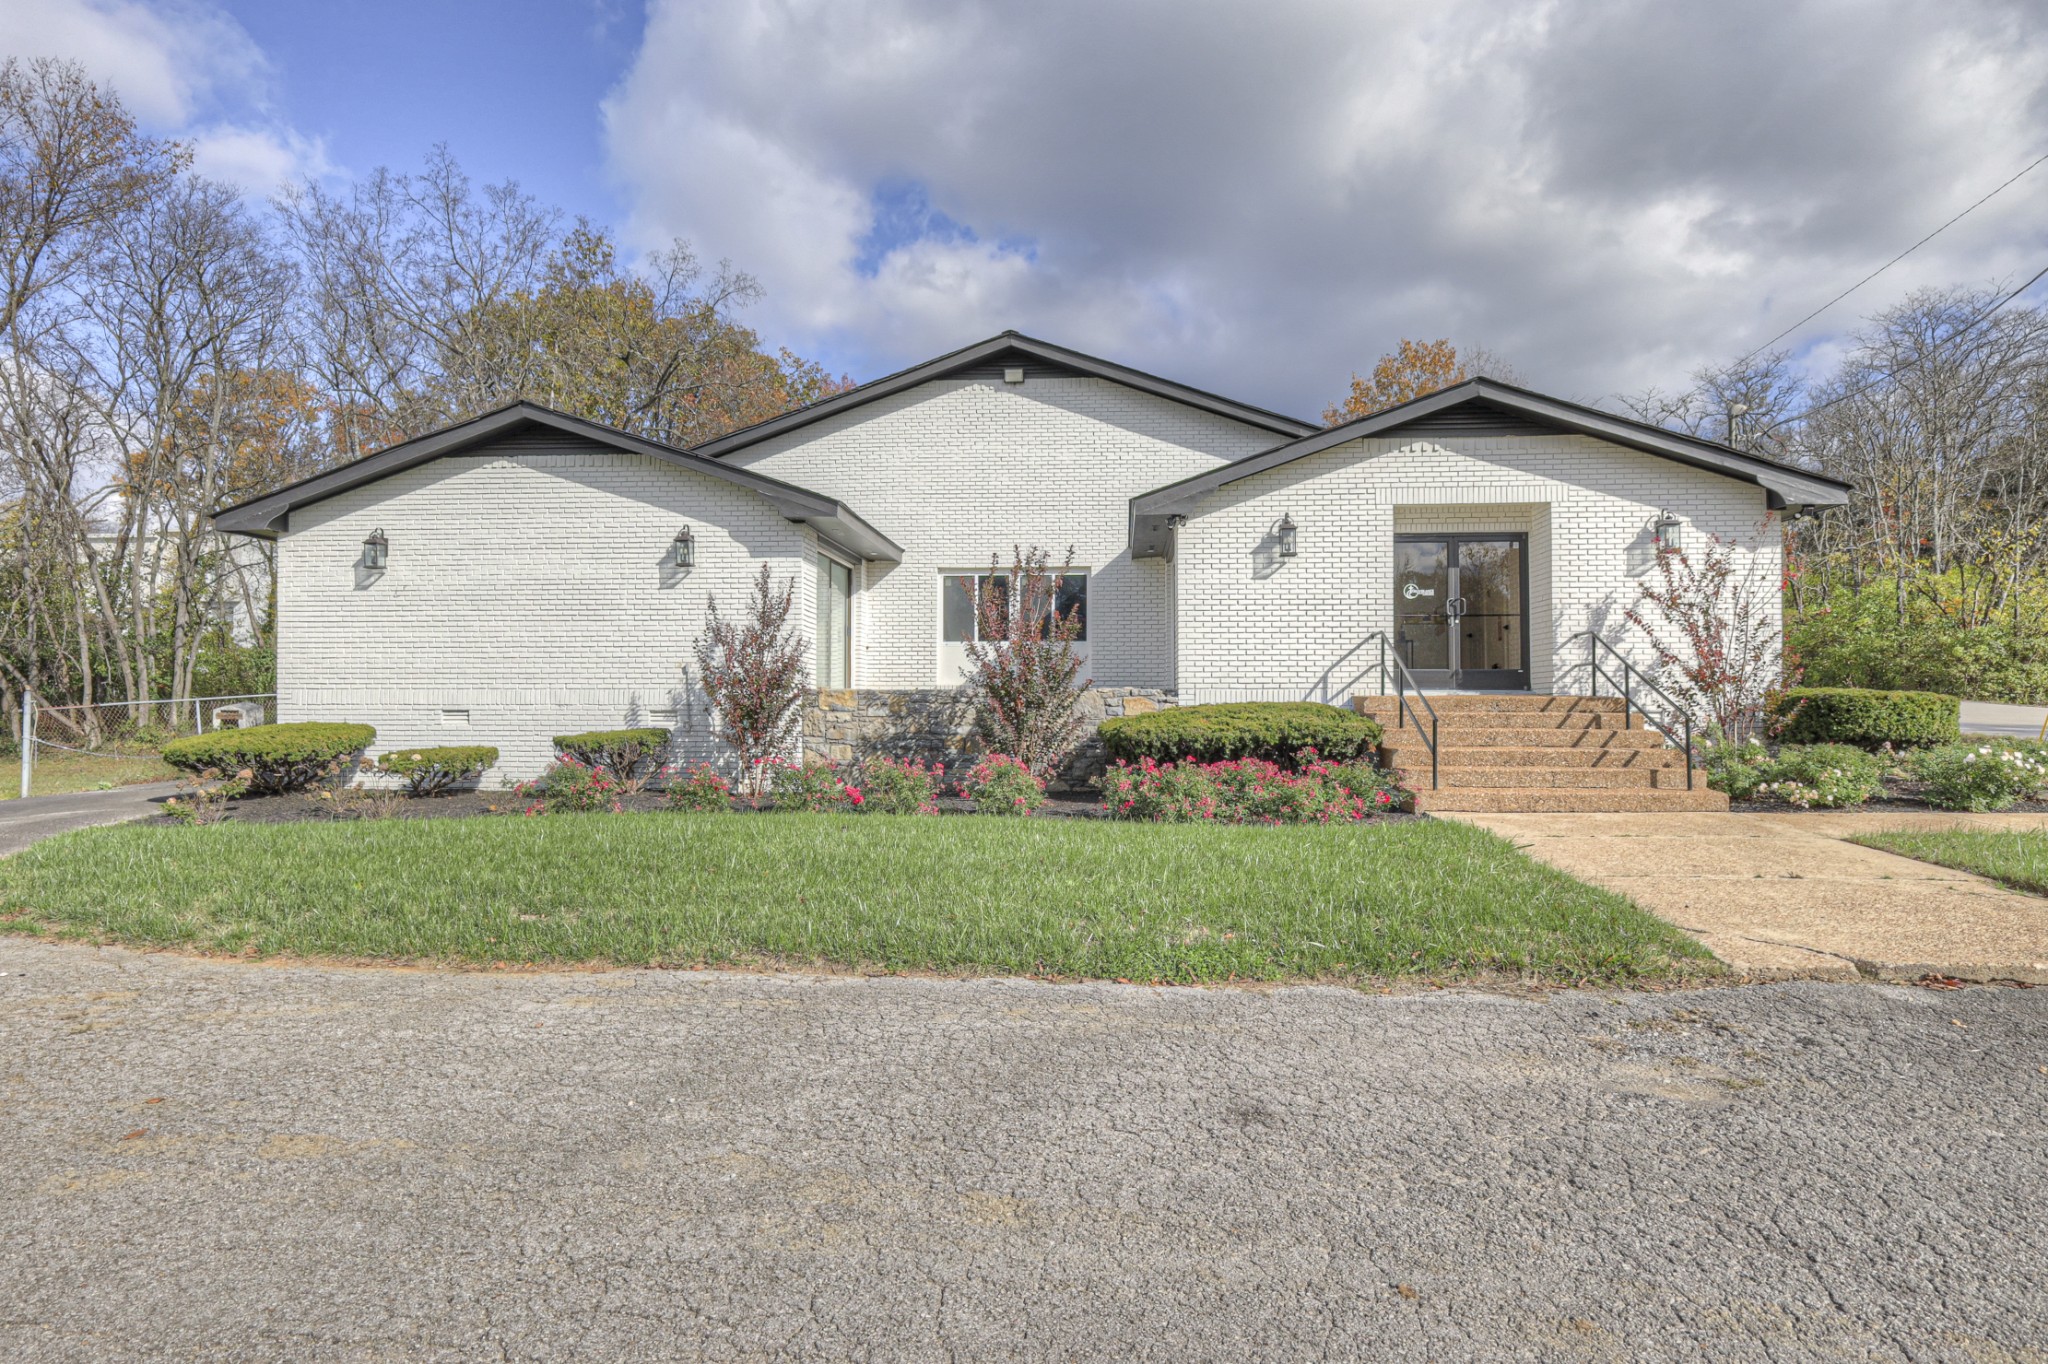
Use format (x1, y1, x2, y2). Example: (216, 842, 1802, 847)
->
(1127, 380, 1851, 558)
(209, 402, 903, 561)
(691, 331, 1318, 460)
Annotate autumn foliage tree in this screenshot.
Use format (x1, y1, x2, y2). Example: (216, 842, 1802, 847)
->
(1623, 523, 1790, 745)
(1323, 338, 1519, 425)
(963, 546, 1092, 777)
(692, 565, 810, 797)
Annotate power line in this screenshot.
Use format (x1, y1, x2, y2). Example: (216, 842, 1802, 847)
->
(1769, 260, 2048, 430)
(1733, 149, 2048, 368)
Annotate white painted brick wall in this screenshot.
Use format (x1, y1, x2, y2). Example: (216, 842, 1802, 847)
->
(1173, 434, 1780, 702)
(727, 377, 1280, 689)
(276, 449, 815, 782)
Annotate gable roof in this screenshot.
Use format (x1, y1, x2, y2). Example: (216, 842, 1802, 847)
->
(210, 401, 904, 561)
(690, 330, 1319, 459)
(1127, 376, 1852, 557)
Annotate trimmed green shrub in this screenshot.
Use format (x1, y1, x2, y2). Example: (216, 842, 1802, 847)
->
(551, 728, 669, 789)
(1769, 687, 1959, 748)
(1908, 742, 2048, 812)
(1754, 744, 1886, 809)
(1098, 702, 1383, 768)
(378, 745, 498, 796)
(161, 722, 375, 794)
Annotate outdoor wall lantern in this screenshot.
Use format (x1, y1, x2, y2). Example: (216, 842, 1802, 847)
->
(1651, 510, 1682, 553)
(671, 525, 696, 569)
(1277, 513, 1299, 558)
(362, 528, 388, 570)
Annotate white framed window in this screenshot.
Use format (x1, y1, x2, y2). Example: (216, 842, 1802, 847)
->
(816, 552, 854, 688)
(937, 569, 1088, 685)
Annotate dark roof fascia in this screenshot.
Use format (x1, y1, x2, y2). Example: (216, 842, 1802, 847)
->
(689, 331, 1319, 459)
(1132, 377, 1853, 517)
(209, 401, 904, 562)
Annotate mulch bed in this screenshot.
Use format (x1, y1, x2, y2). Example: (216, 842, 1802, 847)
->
(149, 788, 1120, 826)
(147, 788, 1423, 827)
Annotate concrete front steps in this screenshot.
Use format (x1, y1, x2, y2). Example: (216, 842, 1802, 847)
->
(1352, 693, 1729, 813)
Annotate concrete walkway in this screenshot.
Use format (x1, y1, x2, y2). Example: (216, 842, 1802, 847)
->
(1451, 810, 2048, 983)
(0, 782, 176, 857)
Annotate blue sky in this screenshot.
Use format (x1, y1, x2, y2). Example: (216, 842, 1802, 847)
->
(212, 0, 640, 229)
(8, 0, 2048, 417)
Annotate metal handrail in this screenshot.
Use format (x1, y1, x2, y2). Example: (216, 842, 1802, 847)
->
(1360, 632, 1440, 789)
(1563, 632, 1694, 789)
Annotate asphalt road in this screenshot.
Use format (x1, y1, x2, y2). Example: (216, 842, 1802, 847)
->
(1, 942, 2043, 1362)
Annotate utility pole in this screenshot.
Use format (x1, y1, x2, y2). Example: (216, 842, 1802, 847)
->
(1726, 402, 1750, 447)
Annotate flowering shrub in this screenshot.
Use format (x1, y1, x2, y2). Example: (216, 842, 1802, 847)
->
(1101, 750, 1407, 823)
(767, 758, 863, 813)
(663, 763, 734, 813)
(1320, 759, 1411, 814)
(512, 757, 624, 815)
(856, 755, 942, 815)
(1107, 757, 1221, 821)
(1910, 743, 2048, 812)
(955, 753, 1047, 816)
(1697, 730, 1773, 799)
(1751, 743, 1885, 809)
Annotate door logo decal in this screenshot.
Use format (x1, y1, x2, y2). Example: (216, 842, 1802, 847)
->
(1402, 582, 1435, 600)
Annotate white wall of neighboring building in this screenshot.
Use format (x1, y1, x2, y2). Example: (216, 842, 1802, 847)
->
(275, 446, 816, 782)
(1170, 432, 1780, 703)
(723, 376, 1281, 690)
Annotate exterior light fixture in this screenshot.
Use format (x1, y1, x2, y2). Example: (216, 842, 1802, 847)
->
(362, 528, 388, 570)
(1277, 513, 1299, 558)
(1652, 510, 1682, 553)
(671, 526, 695, 569)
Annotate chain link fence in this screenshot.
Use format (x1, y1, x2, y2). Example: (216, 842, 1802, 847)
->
(16, 693, 275, 799)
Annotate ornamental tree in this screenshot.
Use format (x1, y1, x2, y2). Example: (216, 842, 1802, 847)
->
(1623, 520, 1792, 745)
(963, 545, 1091, 778)
(692, 564, 809, 797)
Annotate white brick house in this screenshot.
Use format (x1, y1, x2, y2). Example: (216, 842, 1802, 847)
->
(212, 332, 1849, 785)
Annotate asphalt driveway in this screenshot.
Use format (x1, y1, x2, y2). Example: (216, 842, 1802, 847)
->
(2, 940, 2043, 1361)
(0, 782, 176, 857)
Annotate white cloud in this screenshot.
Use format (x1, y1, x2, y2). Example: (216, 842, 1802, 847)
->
(186, 123, 331, 196)
(0, 0, 326, 194)
(603, 0, 2048, 415)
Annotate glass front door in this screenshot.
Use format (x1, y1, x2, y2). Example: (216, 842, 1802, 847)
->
(1394, 535, 1528, 689)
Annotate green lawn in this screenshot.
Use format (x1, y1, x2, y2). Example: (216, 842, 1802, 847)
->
(1853, 828, 2048, 897)
(2, 750, 179, 800)
(0, 813, 1713, 985)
